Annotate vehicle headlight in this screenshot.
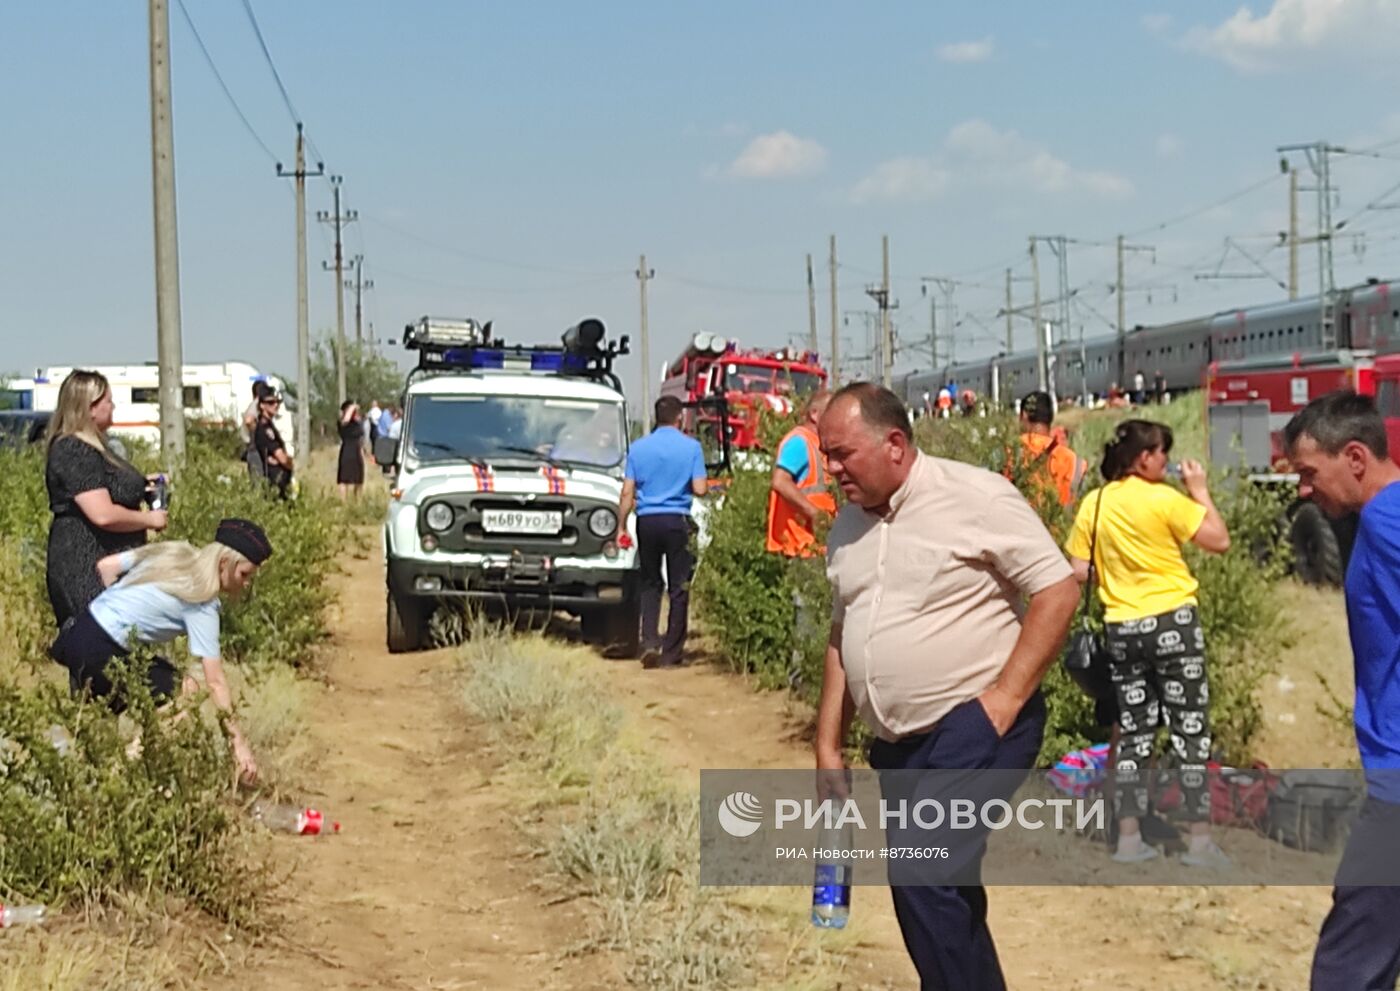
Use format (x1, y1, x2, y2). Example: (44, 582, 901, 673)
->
(588, 508, 617, 537)
(424, 502, 455, 532)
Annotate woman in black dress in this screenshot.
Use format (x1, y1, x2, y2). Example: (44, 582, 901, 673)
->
(45, 370, 167, 628)
(337, 400, 366, 498)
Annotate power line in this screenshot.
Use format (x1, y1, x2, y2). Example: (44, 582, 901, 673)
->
(1120, 171, 1284, 239)
(362, 213, 625, 278)
(173, 0, 277, 162)
(238, 0, 300, 124)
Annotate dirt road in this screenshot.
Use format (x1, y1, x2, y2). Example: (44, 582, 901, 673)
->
(214, 546, 1341, 990)
(208, 549, 618, 990)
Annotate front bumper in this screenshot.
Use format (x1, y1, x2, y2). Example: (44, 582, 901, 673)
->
(387, 555, 637, 609)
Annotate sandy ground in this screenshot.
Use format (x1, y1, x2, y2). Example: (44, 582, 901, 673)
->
(195, 537, 1355, 990)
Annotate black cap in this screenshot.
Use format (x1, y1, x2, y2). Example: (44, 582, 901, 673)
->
(1020, 390, 1054, 425)
(215, 518, 273, 565)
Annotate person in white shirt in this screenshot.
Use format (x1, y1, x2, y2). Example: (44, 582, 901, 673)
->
(48, 518, 273, 784)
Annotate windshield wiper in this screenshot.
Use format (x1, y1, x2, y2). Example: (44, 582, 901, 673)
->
(413, 440, 488, 468)
(495, 444, 570, 471)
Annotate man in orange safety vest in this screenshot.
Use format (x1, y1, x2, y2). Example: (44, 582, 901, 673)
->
(766, 391, 835, 556)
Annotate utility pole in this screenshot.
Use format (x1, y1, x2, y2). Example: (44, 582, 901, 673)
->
(149, 0, 185, 462)
(1279, 141, 1343, 347)
(1114, 235, 1155, 389)
(317, 175, 357, 406)
(1030, 236, 1045, 392)
(1004, 268, 1014, 355)
(277, 124, 323, 459)
(1288, 167, 1299, 300)
(344, 255, 374, 346)
(828, 235, 839, 385)
(865, 236, 896, 388)
(805, 253, 818, 354)
(637, 256, 654, 420)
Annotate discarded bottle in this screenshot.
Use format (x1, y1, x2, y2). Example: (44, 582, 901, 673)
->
(811, 825, 853, 929)
(0, 904, 47, 928)
(148, 474, 170, 511)
(252, 802, 341, 836)
(46, 724, 73, 756)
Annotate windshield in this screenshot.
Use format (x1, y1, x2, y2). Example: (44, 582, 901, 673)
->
(407, 395, 625, 469)
(786, 370, 823, 395)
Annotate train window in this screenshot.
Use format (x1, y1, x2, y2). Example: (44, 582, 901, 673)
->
(1378, 380, 1400, 419)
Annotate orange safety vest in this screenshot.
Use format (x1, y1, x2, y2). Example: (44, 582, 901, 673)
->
(765, 425, 836, 556)
(1017, 432, 1079, 507)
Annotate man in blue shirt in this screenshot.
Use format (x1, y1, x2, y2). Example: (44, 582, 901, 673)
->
(617, 395, 708, 669)
(1285, 390, 1400, 990)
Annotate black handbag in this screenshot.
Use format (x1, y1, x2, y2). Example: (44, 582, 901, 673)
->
(1063, 489, 1115, 702)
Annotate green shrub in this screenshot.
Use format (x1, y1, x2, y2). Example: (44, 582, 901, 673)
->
(0, 428, 360, 926)
(0, 658, 271, 925)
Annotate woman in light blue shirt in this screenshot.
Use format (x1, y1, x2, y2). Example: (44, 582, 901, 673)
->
(49, 518, 273, 784)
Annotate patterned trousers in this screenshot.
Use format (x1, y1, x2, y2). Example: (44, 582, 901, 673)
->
(1106, 604, 1212, 821)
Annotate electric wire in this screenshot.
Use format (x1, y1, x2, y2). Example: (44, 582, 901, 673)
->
(173, 0, 278, 163)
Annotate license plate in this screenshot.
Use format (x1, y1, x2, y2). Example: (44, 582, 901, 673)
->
(481, 509, 563, 534)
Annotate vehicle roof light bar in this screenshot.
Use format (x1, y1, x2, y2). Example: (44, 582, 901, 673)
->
(403, 316, 630, 391)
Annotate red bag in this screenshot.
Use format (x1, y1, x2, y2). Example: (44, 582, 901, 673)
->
(1208, 761, 1276, 828)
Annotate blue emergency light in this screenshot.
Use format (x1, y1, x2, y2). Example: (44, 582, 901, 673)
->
(405, 316, 631, 392)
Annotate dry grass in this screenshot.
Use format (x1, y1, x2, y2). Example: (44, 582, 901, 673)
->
(455, 623, 865, 990)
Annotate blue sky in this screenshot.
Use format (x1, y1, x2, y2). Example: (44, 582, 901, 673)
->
(6, 0, 1400, 399)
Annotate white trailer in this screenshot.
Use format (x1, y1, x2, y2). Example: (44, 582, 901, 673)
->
(8, 362, 297, 455)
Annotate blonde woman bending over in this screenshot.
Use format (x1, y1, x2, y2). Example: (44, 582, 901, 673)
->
(49, 518, 273, 784)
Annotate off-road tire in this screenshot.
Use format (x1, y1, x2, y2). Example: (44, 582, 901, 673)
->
(584, 599, 642, 658)
(387, 587, 427, 653)
(1290, 502, 1344, 586)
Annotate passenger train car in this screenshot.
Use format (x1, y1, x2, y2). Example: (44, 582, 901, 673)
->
(896, 278, 1400, 408)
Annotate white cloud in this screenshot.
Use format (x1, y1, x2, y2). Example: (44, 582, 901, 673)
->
(726, 130, 827, 179)
(850, 119, 1133, 204)
(936, 37, 994, 63)
(1156, 133, 1184, 157)
(1187, 0, 1400, 72)
(851, 158, 950, 204)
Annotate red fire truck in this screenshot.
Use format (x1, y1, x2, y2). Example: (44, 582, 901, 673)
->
(1206, 349, 1400, 584)
(659, 332, 828, 452)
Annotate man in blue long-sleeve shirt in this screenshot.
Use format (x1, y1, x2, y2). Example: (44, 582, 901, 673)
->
(1286, 390, 1400, 990)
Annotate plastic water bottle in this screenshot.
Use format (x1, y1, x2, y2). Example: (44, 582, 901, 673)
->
(252, 802, 341, 836)
(0, 904, 47, 928)
(811, 825, 853, 929)
(149, 475, 170, 510)
(46, 724, 73, 756)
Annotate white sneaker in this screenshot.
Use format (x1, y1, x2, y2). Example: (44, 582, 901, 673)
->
(1112, 843, 1160, 864)
(1181, 841, 1232, 869)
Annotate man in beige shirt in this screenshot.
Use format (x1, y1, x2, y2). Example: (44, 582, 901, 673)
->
(816, 383, 1079, 990)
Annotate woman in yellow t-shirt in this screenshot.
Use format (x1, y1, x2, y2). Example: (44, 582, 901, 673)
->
(1065, 419, 1232, 867)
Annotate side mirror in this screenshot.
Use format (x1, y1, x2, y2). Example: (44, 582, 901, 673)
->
(684, 397, 732, 476)
(374, 435, 400, 466)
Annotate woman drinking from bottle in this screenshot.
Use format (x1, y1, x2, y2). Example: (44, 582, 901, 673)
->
(1064, 420, 1231, 866)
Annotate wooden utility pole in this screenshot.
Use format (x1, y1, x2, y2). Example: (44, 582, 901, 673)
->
(149, 0, 185, 462)
(277, 125, 322, 458)
(805, 254, 818, 354)
(318, 175, 357, 406)
(345, 255, 374, 345)
(828, 235, 839, 385)
(637, 256, 654, 420)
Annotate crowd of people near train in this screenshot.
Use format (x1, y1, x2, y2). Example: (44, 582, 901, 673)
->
(24, 361, 1400, 990)
(915, 366, 1174, 419)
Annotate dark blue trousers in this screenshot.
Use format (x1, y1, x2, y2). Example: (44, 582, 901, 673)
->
(868, 692, 1046, 991)
(1311, 797, 1400, 990)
